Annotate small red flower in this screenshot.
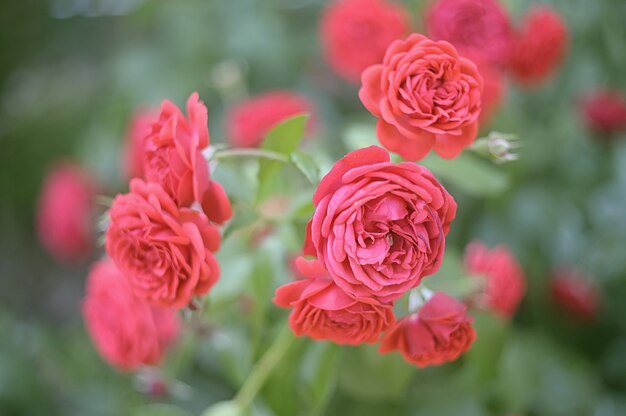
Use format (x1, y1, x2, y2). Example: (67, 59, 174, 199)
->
(426, 0, 513, 67)
(464, 241, 526, 318)
(320, 0, 409, 82)
(144, 92, 232, 225)
(106, 179, 221, 308)
(226, 91, 314, 148)
(83, 259, 180, 371)
(551, 268, 600, 323)
(359, 34, 483, 161)
(379, 292, 476, 367)
(123, 109, 157, 179)
(580, 90, 626, 135)
(508, 6, 568, 86)
(274, 257, 396, 345)
(37, 162, 96, 263)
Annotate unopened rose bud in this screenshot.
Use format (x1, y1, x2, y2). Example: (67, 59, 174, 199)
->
(471, 132, 521, 164)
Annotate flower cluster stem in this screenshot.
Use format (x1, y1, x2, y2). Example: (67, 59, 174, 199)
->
(211, 148, 290, 163)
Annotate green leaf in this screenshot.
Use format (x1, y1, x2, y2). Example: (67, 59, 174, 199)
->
(338, 343, 413, 401)
(421, 153, 509, 197)
(422, 248, 484, 298)
(290, 151, 321, 184)
(299, 342, 340, 416)
(201, 401, 243, 416)
(132, 404, 193, 416)
(257, 114, 309, 201)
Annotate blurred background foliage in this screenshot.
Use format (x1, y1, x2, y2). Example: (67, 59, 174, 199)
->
(1, 0, 626, 415)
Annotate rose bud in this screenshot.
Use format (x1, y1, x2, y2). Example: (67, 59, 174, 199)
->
(463, 241, 526, 318)
(226, 91, 315, 148)
(305, 146, 456, 303)
(274, 256, 395, 345)
(551, 268, 600, 323)
(380, 292, 476, 367)
(37, 162, 96, 263)
(508, 6, 568, 87)
(106, 179, 221, 308)
(359, 34, 483, 161)
(82, 259, 179, 371)
(144, 92, 232, 225)
(426, 0, 513, 67)
(320, 0, 409, 82)
(580, 90, 626, 135)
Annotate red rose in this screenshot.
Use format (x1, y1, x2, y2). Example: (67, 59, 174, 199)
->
(83, 259, 179, 371)
(426, 0, 513, 67)
(359, 34, 483, 161)
(37, 162, 96, 263)
(320, 0, 409, 82)
(464, 241, 526, 318)
(379, 292, 475, 367)
(305, 146, 457, 303)
(508, 6, 568, 86)
(551, 268, 600, 323)
(580, 90, 626, 134)
(144, 92, 232, 225)
(123, 109, 157, 179)
(226, 91, 315, 148)
(274, 256, 395, 345)
(105, 179, 221, 308)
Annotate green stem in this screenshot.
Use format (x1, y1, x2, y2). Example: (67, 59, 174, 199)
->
(234, 325, 294, 410)
(211, 148, 290, 163)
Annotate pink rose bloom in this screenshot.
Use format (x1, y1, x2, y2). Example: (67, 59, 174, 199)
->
(305, 146, 457, 303)
(37, 162, 96, 263)
(580, 90, 626, 134)
(551, 268, 600, 323)
(83, 259, 179, 371)
(509, 6, 568, 86)
(123, 109, 157, 179)
(144, 92, 232, 225)
(380, 292, 476, 367)
(464, 241, 526, 318)
(426, 0, 513, 67)
(359, 33, 483, 161)
(320, 0, 409, 82)
(274, 257, 395, 345)
(106, 179, 221, 308)
(226, 91, 315, 148)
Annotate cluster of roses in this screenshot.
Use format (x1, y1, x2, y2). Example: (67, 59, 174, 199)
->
(82, 93, 233, 371)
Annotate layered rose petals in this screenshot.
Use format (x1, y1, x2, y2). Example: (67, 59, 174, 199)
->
(274, 257, 395, 344)
(306, 146, 456, 303)
(105, 179, 221, 308)
(83, 259, 180, 371)
(320, 0, 409, 82)
(143, 92, 232, 225)
(226, 91, 315, 148)
(508, 6, 568, 86)
(359, 34, 483, 161)
(464, 241, 526, 318)
(426, 0, 513, 67)
(380, 292, 475, 367)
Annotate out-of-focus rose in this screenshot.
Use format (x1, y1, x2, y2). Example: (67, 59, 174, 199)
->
(580, 90, 626, 135)
(551, 268, 600, 323)
(37, 162, 96, 263)
(426, 0, 513, 67)
(106, 179, 221, 308)
(471, 56, 505, 125)
(305, 146, 457, 303)
(226, 91, 315, 148)
(274, 256, 395, 344)
(320, 0, 409, 82)
(379, 292, 475, 367)
(83, 259, 179, 371)
(508, 6, 568, 86)
(464, 241, 526, 318)
(144, 92, 232, 225)
(359, 34, 483, 161)
(123, 109, 157, 179)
